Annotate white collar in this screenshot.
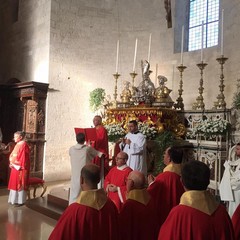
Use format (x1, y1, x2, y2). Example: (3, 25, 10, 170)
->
(117, 164, 128, 170)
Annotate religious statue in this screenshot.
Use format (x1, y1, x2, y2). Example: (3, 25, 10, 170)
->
(120, 81, 132, 103)
(153, 75, 174, 108)
(133, 60, 155, 105)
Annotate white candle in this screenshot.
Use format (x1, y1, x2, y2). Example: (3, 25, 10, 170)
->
(221, 9, 224, 56)
(147, 33, 152, 63)
(155, 63, 158, 86)
(133, 38, 138, 72)
(116, 40, 119, 73)
(181, 26, 184, 64)
(201, 21, 204, 62)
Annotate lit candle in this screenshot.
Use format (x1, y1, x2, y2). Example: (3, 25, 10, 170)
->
(147, 33, 152, 63)
(181, 26, 184, 64)
(221, 9, 224, 56)
(116, 40, 119, 73)
(201, 21, 204, 62)
(133, 38, 138, 72)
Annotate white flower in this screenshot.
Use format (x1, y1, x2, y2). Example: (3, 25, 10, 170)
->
(138, 122, 157, 139)
(188, 118, 231, 138)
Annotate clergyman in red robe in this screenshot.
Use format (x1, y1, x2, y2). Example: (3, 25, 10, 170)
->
(92, 115, 109, 173)
(8, 131, 30, 206)
(158, 160, 235, 240)
(119, 171, 159, 240)
(104, 151, 132, 211)
(49, 164, 119, 240)
(148, 146, 185, 227)
(232, 203, 240, 240)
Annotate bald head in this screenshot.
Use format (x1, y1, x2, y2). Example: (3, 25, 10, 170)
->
(81, 164, 100, 190)
(117, 151, 128, 160)
(127, 171, 146, 191)
(116, 151, 128, 167)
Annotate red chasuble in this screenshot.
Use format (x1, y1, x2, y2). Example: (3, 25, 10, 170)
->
(158, 191, 235, 240)
(8, 141, 30, 191)
(104, 165, 132, 211)
(119, 189, 159, 240)
(148, 163, 185, 227)
(49, 189, 119, 240)
(232, 204, 240, 240)
(92, 125, 109, 170)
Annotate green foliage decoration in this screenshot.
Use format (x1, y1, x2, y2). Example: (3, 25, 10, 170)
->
(89, 88, 106, 112)
(232, 79, 240, 109)
(153, 130, 175, 175)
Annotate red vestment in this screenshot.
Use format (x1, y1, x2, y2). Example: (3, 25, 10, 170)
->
(232, 204, 240, 240)
(158, 191, 235, 240)
(104, 165, 132, 211)
(8, 141, 30, 191)
(148, 163, 184, 227)
(49, 189, 119, 240)
(119, 189, 159, 240)
(92, 125, 109, 170)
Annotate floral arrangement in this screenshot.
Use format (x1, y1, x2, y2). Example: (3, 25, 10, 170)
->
(104, 123, 126, 142)
(105, 121, 158, 142)
(138, 122, 158, 140)
(187, 118, 231, 139)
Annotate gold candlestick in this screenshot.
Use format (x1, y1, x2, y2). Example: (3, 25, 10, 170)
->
(112, 72, 120, 108)
(213, 55, 228, 109)
(130, 72, 138, 87)
(174, 64, 187, 110)
(192, 61, 208, 110)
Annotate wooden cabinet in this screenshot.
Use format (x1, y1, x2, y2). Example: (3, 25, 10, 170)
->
(0, 81, 48, 183)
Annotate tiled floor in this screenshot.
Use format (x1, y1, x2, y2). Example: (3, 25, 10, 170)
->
(0, 181, 69, 240)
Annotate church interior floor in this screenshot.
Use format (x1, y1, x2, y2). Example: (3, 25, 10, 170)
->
(0, 180, 69, 240)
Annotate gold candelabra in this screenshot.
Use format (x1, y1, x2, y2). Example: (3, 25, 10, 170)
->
(213, 55, 228, 109)
(192, 61, 208, 110)
(174, 64, 187, 110)
(130, 72, 138, 87)
(112, 72, 120, 107)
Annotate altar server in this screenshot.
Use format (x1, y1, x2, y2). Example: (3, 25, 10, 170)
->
(119, 120, 147, 175)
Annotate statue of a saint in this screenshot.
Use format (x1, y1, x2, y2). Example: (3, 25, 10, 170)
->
(120, 81, 132, 103)
(153, 75, 174, 107)
(135, 60, 155, 104)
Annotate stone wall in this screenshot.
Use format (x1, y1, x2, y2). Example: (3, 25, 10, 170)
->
(1, 0, 240, 181)
(0, 0, 51, 83)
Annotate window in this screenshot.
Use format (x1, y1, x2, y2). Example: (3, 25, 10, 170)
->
(188, 0, 219, 51)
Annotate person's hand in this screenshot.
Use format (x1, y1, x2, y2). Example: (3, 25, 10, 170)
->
(148, 174, 155, 185)
(108, 184, 118, 192)
(125, 139, 131, 145)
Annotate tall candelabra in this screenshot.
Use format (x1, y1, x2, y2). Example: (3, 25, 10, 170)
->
(112, 72, 120, 108)
(174, 64, 187, 110)
(130, 72, 138, 88)
(213, 55, 228, 109)
(192, 62, 208, 110)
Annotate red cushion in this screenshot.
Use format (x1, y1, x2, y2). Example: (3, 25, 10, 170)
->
(29, 177, 45, 185)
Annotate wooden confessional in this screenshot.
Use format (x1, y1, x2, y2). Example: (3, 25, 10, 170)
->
(0, 81, 48, 186)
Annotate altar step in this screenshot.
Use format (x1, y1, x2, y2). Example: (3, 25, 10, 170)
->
(26, 185, 69, 220)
